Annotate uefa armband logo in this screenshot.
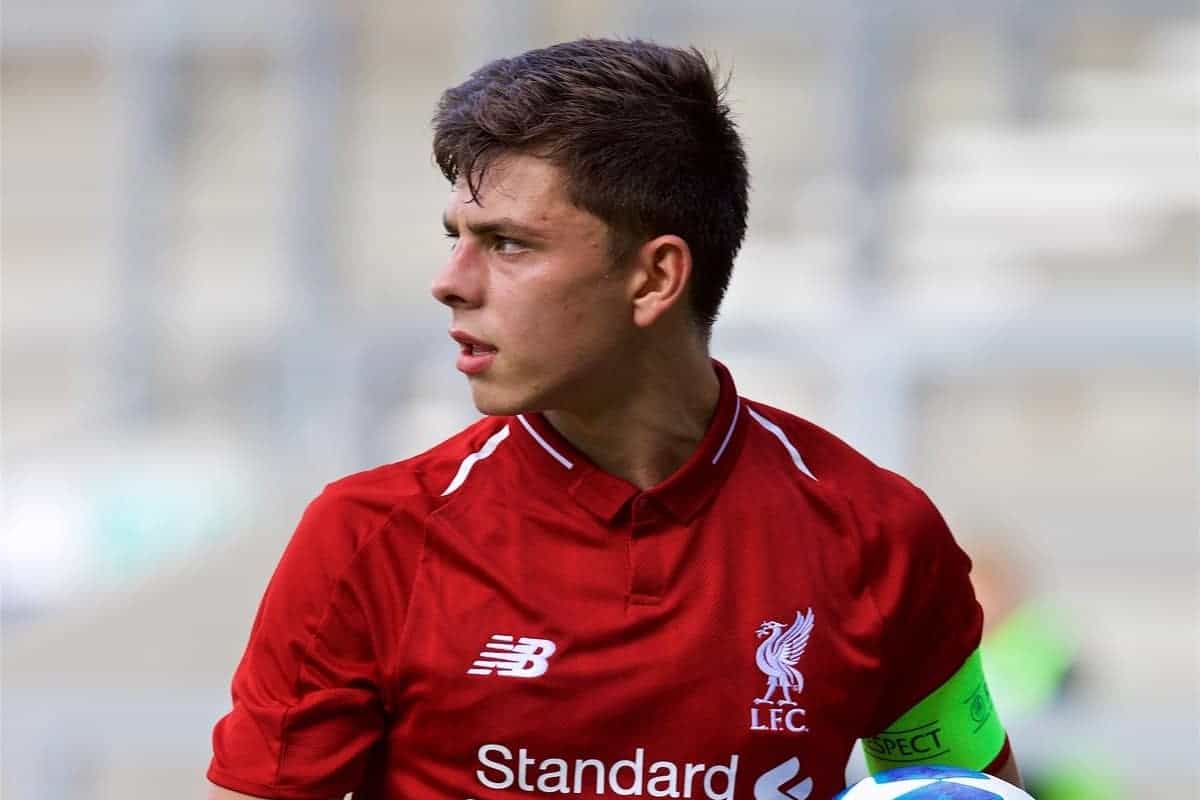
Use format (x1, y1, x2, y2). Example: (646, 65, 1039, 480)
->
(750, 609, 815, 734)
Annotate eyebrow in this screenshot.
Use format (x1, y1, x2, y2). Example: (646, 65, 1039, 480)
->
(442, 214, 546, 241)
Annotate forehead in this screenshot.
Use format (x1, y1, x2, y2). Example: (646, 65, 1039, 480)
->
(444, 153, 582, 226)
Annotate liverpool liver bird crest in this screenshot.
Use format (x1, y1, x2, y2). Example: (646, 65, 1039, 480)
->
(754, 609, 815, 707)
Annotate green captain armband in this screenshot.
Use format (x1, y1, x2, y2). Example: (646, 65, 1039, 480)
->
(863, 649, 1007, 772)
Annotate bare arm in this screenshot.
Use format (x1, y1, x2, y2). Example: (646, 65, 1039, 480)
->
(988, 750, 1025, 789)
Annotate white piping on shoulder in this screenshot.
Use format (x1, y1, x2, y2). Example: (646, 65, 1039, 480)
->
(441, 425, 512, 496)
(516, 414, 574, 469)
(747, 407, 817, 481)
(711, 397, 742, 465)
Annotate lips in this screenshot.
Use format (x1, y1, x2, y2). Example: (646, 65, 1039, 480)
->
(450, 330, 497, 375)
(450, 330, 497, 355)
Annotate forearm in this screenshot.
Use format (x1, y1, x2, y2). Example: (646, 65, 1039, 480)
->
(988, 750, 1025, 788)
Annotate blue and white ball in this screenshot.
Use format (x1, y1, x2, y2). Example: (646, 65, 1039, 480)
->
(835, 766, 1035, 799)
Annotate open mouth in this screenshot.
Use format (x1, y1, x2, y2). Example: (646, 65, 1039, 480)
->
(450, 330, 498, 375)
(450, 330, 498, 354)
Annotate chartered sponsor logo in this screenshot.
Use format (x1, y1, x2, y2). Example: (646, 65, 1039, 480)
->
(473, 745, 811, 800)
(750, 609, 814, 733)
(467, 634, 557, 678)
(753, 756, 813, 800)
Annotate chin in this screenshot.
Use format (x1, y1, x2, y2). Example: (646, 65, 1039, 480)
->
(468, 381, 538, 418)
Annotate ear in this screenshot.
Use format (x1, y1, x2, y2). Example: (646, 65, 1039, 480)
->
(628, 234, 692, 329)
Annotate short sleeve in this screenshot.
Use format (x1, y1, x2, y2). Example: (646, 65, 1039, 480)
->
(862, 480, 983, 735)
(208, 491, 387, 799)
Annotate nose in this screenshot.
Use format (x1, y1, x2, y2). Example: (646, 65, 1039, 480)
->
(431, 239, 482, 309)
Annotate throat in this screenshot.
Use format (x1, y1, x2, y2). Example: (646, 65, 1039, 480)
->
(544, 392, 717, 490)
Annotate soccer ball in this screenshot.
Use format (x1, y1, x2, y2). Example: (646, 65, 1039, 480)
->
(835, 765, 1035, 799)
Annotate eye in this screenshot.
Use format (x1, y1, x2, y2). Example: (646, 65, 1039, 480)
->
(494, 237, 528, 255)
(443, 231, 459, 250)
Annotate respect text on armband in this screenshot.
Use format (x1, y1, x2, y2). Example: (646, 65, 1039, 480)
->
(862, 721, 947, 764)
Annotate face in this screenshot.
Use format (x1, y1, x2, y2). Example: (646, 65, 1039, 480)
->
(431, 153, 638, 416)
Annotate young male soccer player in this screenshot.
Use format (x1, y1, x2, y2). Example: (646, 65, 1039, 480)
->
(208, 38, 1022, 799)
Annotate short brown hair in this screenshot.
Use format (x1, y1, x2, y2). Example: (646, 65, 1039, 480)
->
(432, 38, 749, 338)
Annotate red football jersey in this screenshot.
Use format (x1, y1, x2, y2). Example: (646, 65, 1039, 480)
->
(209, 362, 982, 800)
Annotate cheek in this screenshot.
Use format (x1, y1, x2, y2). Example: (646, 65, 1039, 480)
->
(561, 278, 628, 338)
(509, 277, 615, 330)
(521, 301, 595, 355)
(493, 261, 630, 360)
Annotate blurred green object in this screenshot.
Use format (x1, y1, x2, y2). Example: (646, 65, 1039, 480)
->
(983, 600, 1123, 800)
(1028, 760, 1124, 800)
(92, 470, 245, 586)
(982, 599, 1076, 718)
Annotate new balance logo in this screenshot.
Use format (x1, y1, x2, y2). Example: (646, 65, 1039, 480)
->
(467, 635, 557, 678)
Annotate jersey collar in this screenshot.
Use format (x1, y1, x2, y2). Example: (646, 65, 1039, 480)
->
(509, 360, 746, 524)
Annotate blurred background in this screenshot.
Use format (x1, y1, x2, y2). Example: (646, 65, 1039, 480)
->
(2, 1, 1196, 797)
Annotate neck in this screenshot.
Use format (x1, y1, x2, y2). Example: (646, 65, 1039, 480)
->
(543, 333, 720, 490)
